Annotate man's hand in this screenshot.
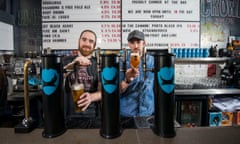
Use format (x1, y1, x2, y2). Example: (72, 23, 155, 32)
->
(77, 92, 92, 111)
(125, 67, 139, 82)
(64, 56, 92, 70)
(74, 56, 92, 66)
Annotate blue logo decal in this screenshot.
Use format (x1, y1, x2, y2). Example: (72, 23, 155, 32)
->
(101, 67, 118, 94)
(42, 69, 60, 96)
(157, 67, 174, 94)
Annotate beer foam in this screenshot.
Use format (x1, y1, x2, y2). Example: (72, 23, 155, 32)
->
(131, 53, 139, 56)
(72, 83, 84, 90)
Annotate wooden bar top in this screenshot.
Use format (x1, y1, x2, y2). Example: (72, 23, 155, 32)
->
(0, 126, 239, 144)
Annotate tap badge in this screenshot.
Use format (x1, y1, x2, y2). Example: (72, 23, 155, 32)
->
(42, 69, 60, 96)
(157, 67, 174, 94)
(101, 67, 118, 94)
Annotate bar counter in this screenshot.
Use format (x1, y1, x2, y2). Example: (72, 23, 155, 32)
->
(0, 126, 239, 144)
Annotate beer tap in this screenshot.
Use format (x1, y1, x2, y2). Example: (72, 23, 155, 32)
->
(120, 48, 127, 72)
(41, 54, 66, 138)
(150, 50, 176, 138)
(143, 47, 155, 79)
(143, 47, 147, 79)
(15, 60, 35, 133)
(96, 47, 101, 75)
(98, 49, 122, 139)
(23, 60, 32, 126)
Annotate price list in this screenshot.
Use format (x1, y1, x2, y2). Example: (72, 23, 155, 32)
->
(121, 0, 200, 49)
(42, 22, 122, 50)
(42, 0, 121, 49)
(122, 22, 200, 48)
(122, 0, 200, 21)
(42, 0, 121, 21)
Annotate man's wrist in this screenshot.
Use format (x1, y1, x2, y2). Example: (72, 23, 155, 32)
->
(124, 77, 132, 84)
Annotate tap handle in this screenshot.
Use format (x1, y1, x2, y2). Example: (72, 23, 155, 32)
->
(143, 47, 147, 79)
(96, 47, 101, 73)
(120, 48, 127, 72)
(23, 60, 32, 119)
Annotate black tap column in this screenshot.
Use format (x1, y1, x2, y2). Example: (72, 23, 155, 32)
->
(100, 53, 121, 139)
(152, 52, 176, 138)
(41, 54, 66, 138)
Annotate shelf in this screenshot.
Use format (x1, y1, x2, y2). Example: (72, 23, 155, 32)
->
(175, 57, 230, 64)
(175, 88, 240, 96)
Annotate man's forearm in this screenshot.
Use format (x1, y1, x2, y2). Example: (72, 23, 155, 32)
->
(90, 91, 101, 102)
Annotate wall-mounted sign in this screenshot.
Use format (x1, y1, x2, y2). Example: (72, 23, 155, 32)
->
(122, 0, 200, 21)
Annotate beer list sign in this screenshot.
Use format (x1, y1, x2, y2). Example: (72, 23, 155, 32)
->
(42, 0, 200, 50)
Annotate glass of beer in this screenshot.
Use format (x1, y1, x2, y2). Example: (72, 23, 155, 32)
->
(71, 83, 84, 112)
(130, 52, 140, 68)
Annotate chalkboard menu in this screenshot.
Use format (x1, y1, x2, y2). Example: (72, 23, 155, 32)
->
(42, 0, 200, 50)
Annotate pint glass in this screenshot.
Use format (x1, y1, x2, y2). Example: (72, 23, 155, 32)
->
(130, 53, 140, 68)
(71, 83, 84, 112)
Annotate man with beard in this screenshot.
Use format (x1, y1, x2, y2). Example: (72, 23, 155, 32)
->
(63, 29, 101, 128)
(119, 30, 154, 128)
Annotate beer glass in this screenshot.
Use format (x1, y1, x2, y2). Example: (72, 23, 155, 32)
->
(71, 83, 84, 112)
(130, 52, 140, 68)
(71, 64, 85, 113)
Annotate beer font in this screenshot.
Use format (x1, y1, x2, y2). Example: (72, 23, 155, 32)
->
(99, 52, 122, 139)
(152, 51, 176, 138)
(41, 54, 66, 138)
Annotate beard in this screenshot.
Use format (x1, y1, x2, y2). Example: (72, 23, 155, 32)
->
(79, 46, 94, 56)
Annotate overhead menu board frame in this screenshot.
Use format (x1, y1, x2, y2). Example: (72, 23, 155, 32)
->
(42, 0, 200, 50)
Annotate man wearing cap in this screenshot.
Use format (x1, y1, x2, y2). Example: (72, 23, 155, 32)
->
(119, 30, 154, 128)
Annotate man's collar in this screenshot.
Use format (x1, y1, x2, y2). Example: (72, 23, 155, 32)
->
(78, 52, 92, 59)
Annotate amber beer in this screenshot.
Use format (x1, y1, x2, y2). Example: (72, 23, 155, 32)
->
(130, 53, 140, 68)
(71, 83, 84, 112)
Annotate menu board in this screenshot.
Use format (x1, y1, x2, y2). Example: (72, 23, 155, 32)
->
(42, 0, 120, 21)
(122, 0, 200, 21)
(42, 22, 121, 49)
(42, 0, 200, 50)
(122, 22, 200, 48)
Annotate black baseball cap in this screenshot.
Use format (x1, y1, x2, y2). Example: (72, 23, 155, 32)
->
(127, 30, 145, 41)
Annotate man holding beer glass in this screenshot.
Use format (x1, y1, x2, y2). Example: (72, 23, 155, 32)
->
(120, 30, 155, 128)
(63, 29, 101, 128)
